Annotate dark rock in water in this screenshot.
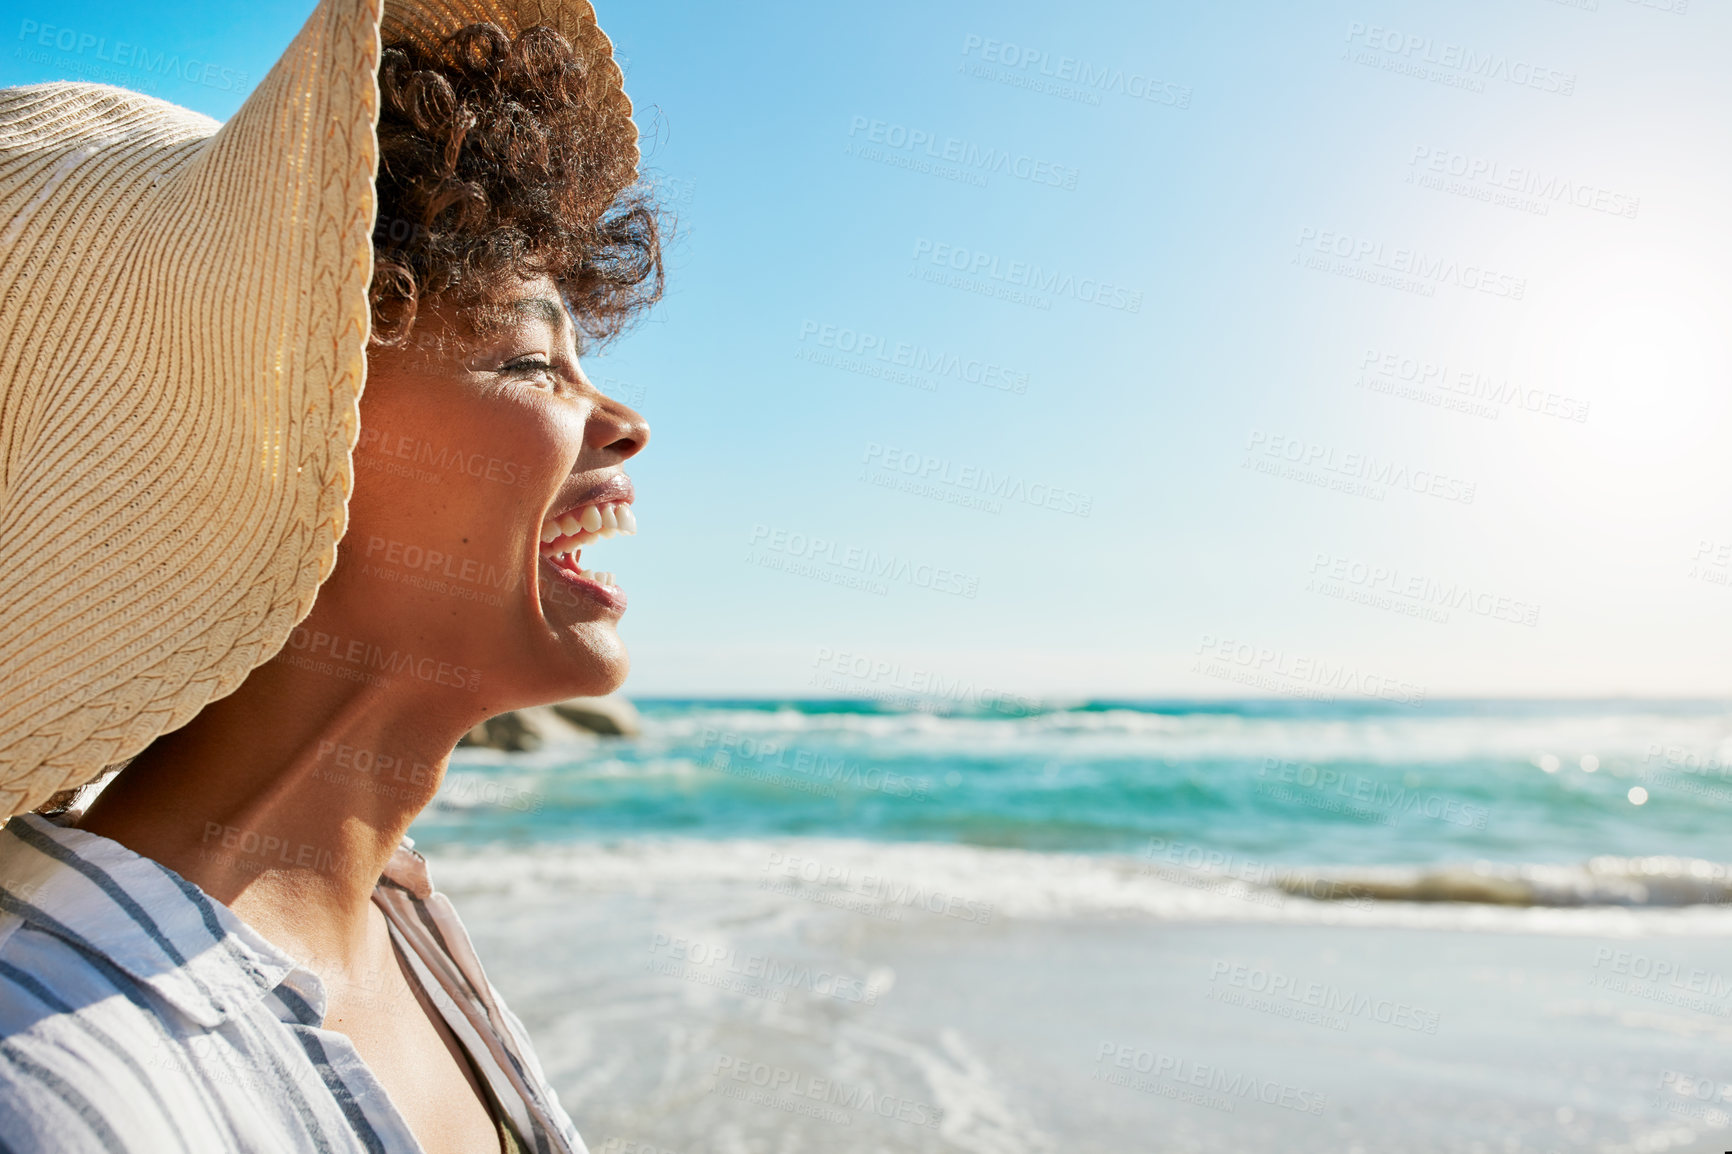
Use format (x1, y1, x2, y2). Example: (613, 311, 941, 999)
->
(549, 695, 641, 737)
(458, 707, 586, 753)
(458, 695, 640, 751)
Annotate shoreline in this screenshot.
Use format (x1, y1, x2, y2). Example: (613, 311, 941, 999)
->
(423, 834, 1732, 938)
(452, 865, 1732, 1154)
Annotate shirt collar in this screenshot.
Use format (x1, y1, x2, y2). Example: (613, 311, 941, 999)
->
(0, 812, 303, 1028)
(380, 835, 435, 900)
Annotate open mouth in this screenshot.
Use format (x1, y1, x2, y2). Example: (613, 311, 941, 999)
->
(537, 496, 636, 593)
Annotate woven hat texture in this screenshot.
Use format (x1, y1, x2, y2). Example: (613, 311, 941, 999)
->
(0, 0, 631, 819)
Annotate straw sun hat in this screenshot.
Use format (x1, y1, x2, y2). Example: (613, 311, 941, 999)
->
(0, 0, 635, 819)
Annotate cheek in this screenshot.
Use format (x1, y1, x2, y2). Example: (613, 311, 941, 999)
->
(366, 379, 579, 485)
(447, 390, 577, 499)
(349, 385, 578, 555)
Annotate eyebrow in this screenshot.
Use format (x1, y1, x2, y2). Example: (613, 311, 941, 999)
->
(507, 296, 572, 338)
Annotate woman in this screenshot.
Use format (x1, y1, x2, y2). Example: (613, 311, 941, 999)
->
(0, 1, 657, 1151)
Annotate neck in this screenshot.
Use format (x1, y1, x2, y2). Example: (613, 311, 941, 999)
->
(76, 650, 486, 968)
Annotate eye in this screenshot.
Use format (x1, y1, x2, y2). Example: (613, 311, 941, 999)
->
(500, 356, 555, 381)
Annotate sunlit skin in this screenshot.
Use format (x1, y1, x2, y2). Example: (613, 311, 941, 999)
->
(77, 273, 647, 1154)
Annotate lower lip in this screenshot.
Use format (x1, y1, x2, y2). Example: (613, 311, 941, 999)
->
(539, 555, 628, 613)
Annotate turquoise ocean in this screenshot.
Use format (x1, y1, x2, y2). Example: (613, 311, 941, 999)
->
(413, 698, 1732, 915)
(410, 700, 1732, 1153)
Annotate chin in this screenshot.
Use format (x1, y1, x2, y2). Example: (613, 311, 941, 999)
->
(565, 632, 630, 698)
(585, 661, 630, 698)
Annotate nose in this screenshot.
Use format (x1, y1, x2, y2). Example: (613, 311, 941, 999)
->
(586, 390, 649, 461)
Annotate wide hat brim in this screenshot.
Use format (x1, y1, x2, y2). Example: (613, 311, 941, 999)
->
(0, 0, 635, 818)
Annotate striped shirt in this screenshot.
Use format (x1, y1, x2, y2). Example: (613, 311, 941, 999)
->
(0, 812, 586, 1154)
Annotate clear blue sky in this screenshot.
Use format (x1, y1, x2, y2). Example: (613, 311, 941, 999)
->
(7, 0, 1730, 698)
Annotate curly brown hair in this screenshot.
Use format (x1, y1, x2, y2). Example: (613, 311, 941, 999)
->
(369, 22, 662, 349)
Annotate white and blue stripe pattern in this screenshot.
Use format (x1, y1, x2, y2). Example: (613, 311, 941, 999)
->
(0, 812, 585, 1154)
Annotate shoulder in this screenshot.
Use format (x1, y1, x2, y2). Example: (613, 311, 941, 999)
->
(0, 918, 238, 1152)
(0, 925, 184, 1152)
(0, 907, 146, 1009)
(0, 897, 188, 1043)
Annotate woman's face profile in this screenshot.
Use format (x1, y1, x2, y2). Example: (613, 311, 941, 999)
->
(324, 272, 649, 708)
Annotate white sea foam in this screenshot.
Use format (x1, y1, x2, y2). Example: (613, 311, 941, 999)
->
(424, 836, 1732, 938)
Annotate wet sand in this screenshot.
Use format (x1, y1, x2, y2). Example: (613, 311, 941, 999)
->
(441, 858, 1732, 1153)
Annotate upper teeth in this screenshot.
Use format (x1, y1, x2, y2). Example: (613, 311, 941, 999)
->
(538, 500, 636, 552)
